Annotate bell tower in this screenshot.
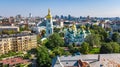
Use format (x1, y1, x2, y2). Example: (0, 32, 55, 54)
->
(46, 9, 53, 37)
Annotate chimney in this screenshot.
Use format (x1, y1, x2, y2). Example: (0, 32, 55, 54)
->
(98, 54, 100, 61)
(78, 59, 83, 67)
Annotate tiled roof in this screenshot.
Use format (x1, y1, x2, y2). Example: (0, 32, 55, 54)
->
(0, 57, 31, 65)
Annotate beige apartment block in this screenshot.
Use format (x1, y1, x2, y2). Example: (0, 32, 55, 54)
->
(0, 33, 37, 55)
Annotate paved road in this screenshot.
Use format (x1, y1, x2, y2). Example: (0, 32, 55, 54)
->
(32, 58, 37, 67)
(31, 54, 37, 67)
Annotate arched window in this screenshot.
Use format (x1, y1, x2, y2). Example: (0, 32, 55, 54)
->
(48, 30, 50, 34)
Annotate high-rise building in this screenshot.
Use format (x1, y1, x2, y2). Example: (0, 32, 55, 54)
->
(9, 16, 14, 23)
(29, 13, 32, 18)
(15, 14, 22, 22)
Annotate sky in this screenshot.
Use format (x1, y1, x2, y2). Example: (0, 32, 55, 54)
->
(0, 0, 120, 17)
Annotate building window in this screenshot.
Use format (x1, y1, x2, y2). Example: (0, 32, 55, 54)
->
(49, 30, 50, 34)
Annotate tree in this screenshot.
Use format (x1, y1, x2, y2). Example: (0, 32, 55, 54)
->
(110, 42, 119, 53)
(80, 42, 89, 54)
(100, 42, 119, 53)
(16, 64, 27, 67)
(101, 31, 109, 41)
(90, 25, 105, 34)
(52, 47, 64, 56)
(85, 34, 100, 48)
(8, 30, 17, 34)
(105, 38, 112, 42)
(45, 33, 64, 49)
(37, 46, 51, 67)
(20, 27, 24, 31)
(59, 32, 64, 37)
(37, 35, 41, 44)
(2, 30, 8, 34)
(41, 30, 46, 37)
(100, 43, 113, 54)
(54, 27, 61, 33)
(24, 24, 29, 31)
(3, 64, 9, 67)
(0, 32, 2, 35)
(90, 25, 109, 42)
(20, 25, 29, 31)
(106, 27, 112, 31)
(112, 32, 120, 42)
(23, 53, 31, 59)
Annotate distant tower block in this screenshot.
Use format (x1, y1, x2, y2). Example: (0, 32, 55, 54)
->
(87, 15, 90, 20)
(29, 13, 32, 18)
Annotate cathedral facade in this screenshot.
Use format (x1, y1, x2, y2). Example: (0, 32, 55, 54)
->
(64, 23, 91, 45)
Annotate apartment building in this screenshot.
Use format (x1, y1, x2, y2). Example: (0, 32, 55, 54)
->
(0, 33, 37, 55)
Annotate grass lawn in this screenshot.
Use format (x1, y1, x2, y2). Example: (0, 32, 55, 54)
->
(89, 48, 100, 54)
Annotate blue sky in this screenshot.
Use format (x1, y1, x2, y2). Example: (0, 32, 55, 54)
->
(0, 0, 120, 17)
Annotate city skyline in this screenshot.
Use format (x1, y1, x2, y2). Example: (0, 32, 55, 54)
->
(0, 0, 120, 17)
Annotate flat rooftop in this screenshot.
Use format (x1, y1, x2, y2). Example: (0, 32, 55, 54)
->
(0, 26, 19, 28)
(54, 54, 120, 67)
(0, 33, 36, 39)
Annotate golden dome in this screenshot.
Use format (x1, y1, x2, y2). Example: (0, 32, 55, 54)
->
(46, 9, 52, 19)
(71, 23, 77, 31)
(81, 25, 86, 30)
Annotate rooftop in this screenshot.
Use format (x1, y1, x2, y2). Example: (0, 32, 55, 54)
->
(0, 26, 19, 28)
(0, 57, 31, 65)
(53, 54, 120, 67)
(0, 33, 36, 39)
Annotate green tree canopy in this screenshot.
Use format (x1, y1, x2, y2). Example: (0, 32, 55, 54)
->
(52, 47, 64, 56)
(109, 42, 119, 53)
(2, 30, 17, 35)
(100, 43, 113, 54)
(41, 30, 46, 37)
(85, 34, 101, 48)
(37, 46, 51, 67)
(54, 27, 61, 33)
(90, 25, 109, 42)
(59, 32, 64, 37)
(80, 42, 89, 54)
(105, 27, 112, 31)
(112, 32, 120, 42)
(90, 25, 105, 34)
(45, 33, 64, 49)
